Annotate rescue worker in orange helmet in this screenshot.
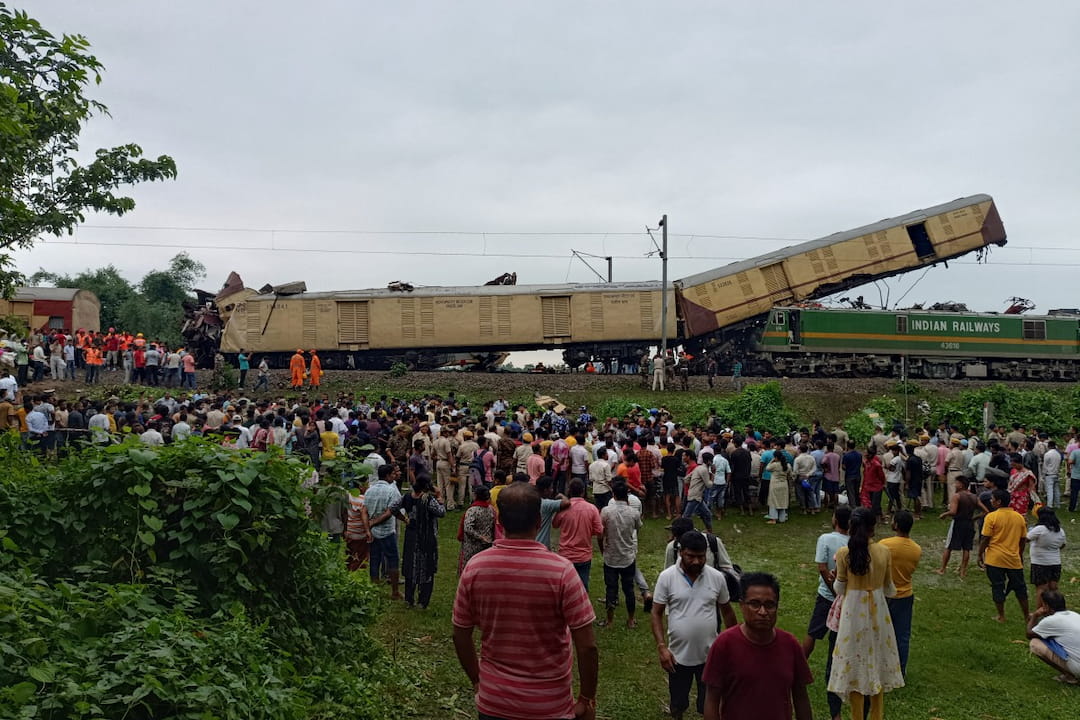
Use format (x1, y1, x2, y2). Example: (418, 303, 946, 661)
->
(289, 349, 306, 390)
(308, 349, 323, 388)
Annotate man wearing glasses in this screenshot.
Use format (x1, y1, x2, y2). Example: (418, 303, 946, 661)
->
(702, 572, 813, 720)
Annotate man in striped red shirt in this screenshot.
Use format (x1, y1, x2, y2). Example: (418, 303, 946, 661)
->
(453, 482, 599, 720)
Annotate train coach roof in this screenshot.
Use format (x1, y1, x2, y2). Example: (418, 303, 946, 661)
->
(675, 194, 994, 288)
(247, 279, 665, 300)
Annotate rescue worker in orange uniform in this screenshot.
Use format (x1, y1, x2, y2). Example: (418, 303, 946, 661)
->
(289, 349, 306, 389)
(308, 349, 323, 388)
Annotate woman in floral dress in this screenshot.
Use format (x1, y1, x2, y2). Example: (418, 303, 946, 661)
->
(828, 507, 904, 720)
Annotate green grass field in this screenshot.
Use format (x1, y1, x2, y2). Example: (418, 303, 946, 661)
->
(371, 502, 1079, 720)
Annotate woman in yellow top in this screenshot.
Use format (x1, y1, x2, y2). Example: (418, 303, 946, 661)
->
(828, 507, 904, 720)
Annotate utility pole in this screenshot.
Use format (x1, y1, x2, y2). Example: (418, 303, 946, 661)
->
(659, 214, 668, 360)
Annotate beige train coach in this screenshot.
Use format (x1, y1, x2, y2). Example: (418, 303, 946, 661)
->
(219, 281, 676, 369)
(675, 194, 1006, 342)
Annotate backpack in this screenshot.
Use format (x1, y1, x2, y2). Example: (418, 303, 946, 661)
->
(469, 449, 489, 487)
(706, 532, 742, 602)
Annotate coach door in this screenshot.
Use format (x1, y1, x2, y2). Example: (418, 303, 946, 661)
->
(337, 301, 370, 347)
(541, 296, 572, 341)
(788, 309, 802, 347)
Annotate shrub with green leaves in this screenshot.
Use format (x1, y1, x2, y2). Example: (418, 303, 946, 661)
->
(842, 396, 903, 445)
(931, 383, 1073, 437)
(0, 439, 392, 719)
(712, 381, 802, 434)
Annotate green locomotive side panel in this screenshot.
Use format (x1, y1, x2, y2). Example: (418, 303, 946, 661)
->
(758, 308, 1080, 358)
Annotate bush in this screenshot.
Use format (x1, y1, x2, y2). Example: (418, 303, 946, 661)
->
(387, 362, 408, 378)
(932, 384, 1072, 436)
(843, 396, 904, 446)
(712, 381, 802, 435)
(0, 439, 392, 719)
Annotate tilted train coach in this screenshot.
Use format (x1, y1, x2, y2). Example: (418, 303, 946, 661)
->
(674, 194, 1005, 356)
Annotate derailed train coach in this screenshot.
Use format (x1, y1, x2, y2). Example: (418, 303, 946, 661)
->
(752, 307, 1080, 381)
(217, 281, 676, 370)
(674, 194, 1006, 356)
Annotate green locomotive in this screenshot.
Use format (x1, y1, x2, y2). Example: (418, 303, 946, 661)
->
(751, 306, 1080, 380)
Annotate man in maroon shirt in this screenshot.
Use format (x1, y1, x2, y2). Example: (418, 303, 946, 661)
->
(703, 572, 812, 720)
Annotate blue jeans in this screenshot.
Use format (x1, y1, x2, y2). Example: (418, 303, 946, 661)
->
(887, 594, 914, 676)
(707, 484, 727, 511)
(573, 560, 591, 592)
(683, 499, 713, 530)
(368, 534, 399, 581)
(810, 475, 822, 509)
(1069, 477, 1080, 512)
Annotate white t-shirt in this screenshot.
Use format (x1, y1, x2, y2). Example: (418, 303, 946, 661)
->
(172, 422, 192, 441)
(1032, 610, 1080, 675)
(886, 454, 904, 484)
(589, 458, 612, 495)
(1042, 450, 1062, 482)
(815, 530, 849, 601)
(711, 454, 731, 486)
(570, 444, 590, 474)
(653, 563, 731, 666)
(1027, 525, 1067, 566)
(140, 429, 164, 446)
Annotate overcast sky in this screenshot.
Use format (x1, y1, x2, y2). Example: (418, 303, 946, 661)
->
(14, 1, 1080, 320)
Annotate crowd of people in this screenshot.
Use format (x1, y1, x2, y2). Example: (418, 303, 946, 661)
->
(1, 372, 1077, 719)
(0, 328, 199, 387)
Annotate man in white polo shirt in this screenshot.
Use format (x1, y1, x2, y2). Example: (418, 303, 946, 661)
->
(651, 530, 738, 720)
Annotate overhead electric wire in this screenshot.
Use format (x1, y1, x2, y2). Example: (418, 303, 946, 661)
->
(60, 223, 1070, 253)
(32, 237, 1080, 267)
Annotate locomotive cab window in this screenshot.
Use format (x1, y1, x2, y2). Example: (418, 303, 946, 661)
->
(906, 222, 936, 260)
(896, 316, 908, 334)
(772, 311, 786, 326)
(1023, 320, 1046, 340)
(48, 316, 64, 330)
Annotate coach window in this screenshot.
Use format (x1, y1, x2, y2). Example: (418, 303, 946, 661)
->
(1023, 320, 1046, 340)
(896, 316, 908, 334)
(48, 316, 64, 330)
(772, 311, 786, 326)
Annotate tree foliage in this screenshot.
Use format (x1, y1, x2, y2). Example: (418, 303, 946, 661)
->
(29, 252, 204, 343)
(0, 4, 177, 296)
(0, 438, 393, 719)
